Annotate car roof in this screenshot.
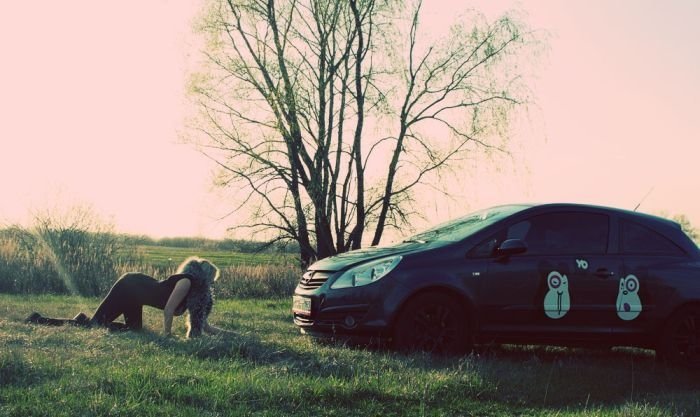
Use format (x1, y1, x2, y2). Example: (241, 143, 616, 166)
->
(521, 202, 680, 228)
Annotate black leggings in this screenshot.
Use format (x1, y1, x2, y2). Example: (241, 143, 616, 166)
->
(26, 312, 130, 330)
(31, 281, 146, 331)
(29, 273, 176, 331)
(89, 277, 147, 330)
(91, 301, 142, 330)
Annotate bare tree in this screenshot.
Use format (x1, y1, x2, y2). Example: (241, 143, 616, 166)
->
(190, 0, 538, 267)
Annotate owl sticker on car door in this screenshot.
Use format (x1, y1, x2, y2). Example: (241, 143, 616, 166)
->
(544, 271, 570, 319)
(616, 274, 642, 321)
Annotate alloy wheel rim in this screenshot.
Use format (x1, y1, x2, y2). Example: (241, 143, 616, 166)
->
(410, 304, 459, 352)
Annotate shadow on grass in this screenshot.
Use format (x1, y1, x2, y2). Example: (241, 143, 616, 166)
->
(235, 337, 695, 413)
(268, 334, 700, 413)
(467, 344, 698, 407)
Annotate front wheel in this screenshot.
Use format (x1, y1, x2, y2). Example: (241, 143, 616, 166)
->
(392, 292, 471, 355)
(658, 306, 700, 369)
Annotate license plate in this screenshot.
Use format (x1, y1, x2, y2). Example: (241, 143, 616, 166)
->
(292, 295, 312, 315)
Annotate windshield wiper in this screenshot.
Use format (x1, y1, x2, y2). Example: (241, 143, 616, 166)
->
(402, 239, 427, 244)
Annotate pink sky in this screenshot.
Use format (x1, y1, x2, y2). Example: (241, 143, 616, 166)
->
(1, 0, 698, 240)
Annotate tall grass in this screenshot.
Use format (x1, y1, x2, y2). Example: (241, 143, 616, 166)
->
(0, 226, 123, 296)
(0, 226, 300, 299)
(215, 264, 300, 299)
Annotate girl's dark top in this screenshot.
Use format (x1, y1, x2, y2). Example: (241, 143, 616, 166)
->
(113, 273, 195, 314)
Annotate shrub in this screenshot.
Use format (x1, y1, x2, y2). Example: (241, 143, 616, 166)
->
(215, 264, 300, 299)
(0, 206, 124, 296)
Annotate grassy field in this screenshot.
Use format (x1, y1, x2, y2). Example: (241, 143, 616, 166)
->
(1, 294, 699, 417)
(127, 245, 295, 269)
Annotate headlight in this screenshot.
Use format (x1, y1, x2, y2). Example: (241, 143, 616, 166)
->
(330, 256, 402, 289)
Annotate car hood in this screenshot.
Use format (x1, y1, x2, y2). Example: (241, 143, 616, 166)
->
(309, 241, 441, 271)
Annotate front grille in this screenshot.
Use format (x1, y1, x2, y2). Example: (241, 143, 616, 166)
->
(298, 271, 332, 290)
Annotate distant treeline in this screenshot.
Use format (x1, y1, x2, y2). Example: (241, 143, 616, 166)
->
(0, 227, 299, 254)
(118, 234, 299, 254)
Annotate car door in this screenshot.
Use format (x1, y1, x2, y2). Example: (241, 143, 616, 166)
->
(615, 219, 689, 337)
(476, 211, 620, 339)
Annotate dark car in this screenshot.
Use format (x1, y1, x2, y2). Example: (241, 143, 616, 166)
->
(292, 203, 700, 366)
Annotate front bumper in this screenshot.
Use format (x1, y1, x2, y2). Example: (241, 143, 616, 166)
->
(292, 275, 395, 340)
(293, 298, 388, 336)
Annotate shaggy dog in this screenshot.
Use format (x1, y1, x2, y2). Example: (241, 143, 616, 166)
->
(175, 257, 220, 338)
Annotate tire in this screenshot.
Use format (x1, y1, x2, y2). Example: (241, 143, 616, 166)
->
(392, 292, 471, 355)
(658, 306, 700, 369)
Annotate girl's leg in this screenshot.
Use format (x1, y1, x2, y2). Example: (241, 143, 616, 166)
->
(26, 274, 140, 330)
(122, 305, 143, 330)
(25, 312, 90, 327)
(25, 313, 65, 326)
(93, 273, 148, 330)
(105, 322, 129, 331)
(90, 279, 128, 327)
(72, 312, 91, 327)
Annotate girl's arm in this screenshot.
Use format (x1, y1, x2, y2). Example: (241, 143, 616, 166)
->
(163, 278, 191, 335)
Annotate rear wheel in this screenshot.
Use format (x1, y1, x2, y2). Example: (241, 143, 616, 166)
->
(392, 292, 470, 355)
(659, 306, 700, 369)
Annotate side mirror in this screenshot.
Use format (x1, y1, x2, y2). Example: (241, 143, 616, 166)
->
(495, 239, 528, 257)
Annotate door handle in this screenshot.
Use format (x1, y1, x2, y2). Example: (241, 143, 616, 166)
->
(594, 268, 615, 279)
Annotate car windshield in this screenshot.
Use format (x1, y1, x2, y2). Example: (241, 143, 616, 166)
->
(406, 205, 530, 243)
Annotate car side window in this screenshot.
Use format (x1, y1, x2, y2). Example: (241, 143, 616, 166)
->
(620, 220, 684, 255)
(512, 212, 609, 256)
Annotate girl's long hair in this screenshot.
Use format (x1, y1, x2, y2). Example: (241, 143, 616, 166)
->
(175, 256, 220, 284)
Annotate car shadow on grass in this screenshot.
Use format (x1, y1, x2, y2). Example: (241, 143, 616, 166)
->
(291, 336, 700, 411)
